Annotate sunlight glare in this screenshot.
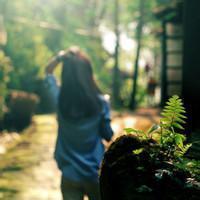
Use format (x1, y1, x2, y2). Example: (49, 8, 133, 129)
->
(123, 117, 137, 128)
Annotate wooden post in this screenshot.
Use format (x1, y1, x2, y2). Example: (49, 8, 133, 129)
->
(182, 0, 200, 132)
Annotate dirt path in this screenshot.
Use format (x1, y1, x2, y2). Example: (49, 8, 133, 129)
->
(0, 115, 61, 200)
(111, 108, 160, 139)
(0, 109, 160, 200)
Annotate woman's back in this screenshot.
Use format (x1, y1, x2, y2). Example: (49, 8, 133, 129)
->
(55, 97, 112, 182)
(45, 46, 113, 200)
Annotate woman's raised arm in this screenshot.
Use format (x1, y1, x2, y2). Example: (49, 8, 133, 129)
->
(45, 50, 66, 74)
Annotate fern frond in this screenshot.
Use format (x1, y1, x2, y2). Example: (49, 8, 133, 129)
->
(161, 95, 186, 130)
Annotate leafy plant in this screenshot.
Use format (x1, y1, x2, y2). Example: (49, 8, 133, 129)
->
(101, 95, 200, 200)
(125, 95, 191, 160)
(159, 95, 191, 158)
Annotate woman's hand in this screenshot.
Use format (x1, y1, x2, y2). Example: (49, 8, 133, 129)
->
(45, 50, 66, 74)
(57, 50, 67, 60)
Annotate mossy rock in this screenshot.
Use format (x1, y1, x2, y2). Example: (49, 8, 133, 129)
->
(100, 135, 200, 200)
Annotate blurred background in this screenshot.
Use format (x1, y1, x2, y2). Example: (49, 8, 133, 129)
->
(1, 0, 200, 199)
(0, 0, 162, 116)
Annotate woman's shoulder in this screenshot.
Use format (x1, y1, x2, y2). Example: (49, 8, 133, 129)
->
(98, 94, 110, 104)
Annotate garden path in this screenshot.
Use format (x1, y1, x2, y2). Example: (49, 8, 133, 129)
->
(0, 108, 160, 200)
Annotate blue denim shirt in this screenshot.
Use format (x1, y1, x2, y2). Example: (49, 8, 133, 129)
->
(45, 75, 113, 182)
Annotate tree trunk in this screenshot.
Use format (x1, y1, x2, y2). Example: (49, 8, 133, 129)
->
(113, 0, 121, 105)
(129, 0, 145, 110)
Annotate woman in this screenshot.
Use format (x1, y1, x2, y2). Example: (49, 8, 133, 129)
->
(45, 46, 113, 200)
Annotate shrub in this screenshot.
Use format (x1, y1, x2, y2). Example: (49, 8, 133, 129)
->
(4, 90, 39, 131)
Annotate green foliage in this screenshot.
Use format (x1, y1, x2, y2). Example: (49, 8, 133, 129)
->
(0, 51, 12, 119)
(0, 0, 169, 109)
(161, 95, 186, 130)
(159, 95, 190, 158)
(132, 148, 144, 155)
(125, 95, 190, 159)
(124, 95, 200, 177)
(5, 25, 52, 91)
(2, 0, 109, 95)
(174, 159, 200, 179)
(124, 127, 148, 140)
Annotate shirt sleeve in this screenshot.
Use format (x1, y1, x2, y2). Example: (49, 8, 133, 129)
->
(44, 74, 59, 109)
(99, 98, 113, 142)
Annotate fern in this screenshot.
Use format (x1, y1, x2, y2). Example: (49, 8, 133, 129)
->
(124, 95, 191, 160)
(123, 95, 197, 176)
(158, 95, 191, 159)
(161, 95, 186, 130)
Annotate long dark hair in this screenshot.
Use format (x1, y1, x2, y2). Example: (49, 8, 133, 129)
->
(58, 47, 102, 120)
